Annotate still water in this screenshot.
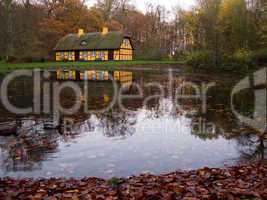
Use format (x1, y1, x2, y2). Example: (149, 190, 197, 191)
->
(0, 69, 265, 178)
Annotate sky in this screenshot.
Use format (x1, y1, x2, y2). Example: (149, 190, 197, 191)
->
(87, 0, 196, 13)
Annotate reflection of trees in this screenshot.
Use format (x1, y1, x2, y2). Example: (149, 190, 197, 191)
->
(237, 132, 267, 162)
(0, 130, 59, 172)
(177, 77, 258, 143)
(0, 111, 139, 173)
(98, 111, 137, 138)
(190, 115, 224, 140)
(188, 107, 266, 162)
(73, 111, 137, 138)
(233, 72, 266, 162)
(0, 117, 84, 172)
(1, 71, 266, 173)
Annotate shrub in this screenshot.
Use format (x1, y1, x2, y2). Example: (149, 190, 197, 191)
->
(173, 50, 187, 62)
(221, 53, 234, 65)
(20, 56, 49, 63)
(232, 49, 252, 65)
(185, 51, 212, 68)
(252, 48, 267, 65)
(135, 48, 169, 61)
(6, 56, 18, 63)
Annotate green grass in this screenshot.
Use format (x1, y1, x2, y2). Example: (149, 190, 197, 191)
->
(107, 177, 123, 188)
(0, 60, 183, 73)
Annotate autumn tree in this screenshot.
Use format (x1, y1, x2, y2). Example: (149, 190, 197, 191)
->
(197, 0, 222, 65)
(38, 0, 94, 57)
(0, 0, 265, 64)
(218, 0, 250, 52)
(96, 0, 119, 21)
(174, 8, 200, 52)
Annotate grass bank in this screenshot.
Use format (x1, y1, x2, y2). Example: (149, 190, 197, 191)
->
(0, 60, 183, 73)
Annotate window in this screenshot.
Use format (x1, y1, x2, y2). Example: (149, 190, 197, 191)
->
(69, 52, 74, 60)
(100, 51, 104, 58)
(57, 52, 74, 61)
(81, 40, 87, 46)
(124, 39, 129, 45)
(64, 52, 68, 60)
(80, 52, 84, 60)
(83, 51, 90, 60)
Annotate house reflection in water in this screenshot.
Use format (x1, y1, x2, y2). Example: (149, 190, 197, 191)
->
(56, 70, 133, 88)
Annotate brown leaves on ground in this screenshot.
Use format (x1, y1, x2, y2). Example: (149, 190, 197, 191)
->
(0, 164, 266, 200)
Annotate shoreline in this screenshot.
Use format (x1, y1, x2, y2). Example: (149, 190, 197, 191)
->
(0, 61, 184, 73)
(1, 61, 265, 77)
(1, 164, 266, 199)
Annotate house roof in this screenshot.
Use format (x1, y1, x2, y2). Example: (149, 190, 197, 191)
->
(54, 31, 132, 51)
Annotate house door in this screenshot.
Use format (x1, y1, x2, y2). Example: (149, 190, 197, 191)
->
(108, 50, 114, 61)
(75, 51, 79, 61)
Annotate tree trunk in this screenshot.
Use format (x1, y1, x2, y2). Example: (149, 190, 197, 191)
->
(4, 0, 13, 61)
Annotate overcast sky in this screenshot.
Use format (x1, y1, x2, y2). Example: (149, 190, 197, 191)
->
(88, 0, 196, 13)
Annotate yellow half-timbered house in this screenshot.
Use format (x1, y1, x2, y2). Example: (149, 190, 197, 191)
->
(54, 27, 134, 61)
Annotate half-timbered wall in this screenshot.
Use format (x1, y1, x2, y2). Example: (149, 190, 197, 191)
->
(119, 39, 133, 60)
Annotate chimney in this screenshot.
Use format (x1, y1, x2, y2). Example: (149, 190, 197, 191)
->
(102, 27, 109, 35)
(78, 29, 84, 37)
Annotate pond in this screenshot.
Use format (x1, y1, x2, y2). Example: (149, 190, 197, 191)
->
(0, 68, 266, 179)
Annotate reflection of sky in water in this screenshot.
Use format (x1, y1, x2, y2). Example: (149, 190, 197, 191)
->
(0, 99, 239, 179)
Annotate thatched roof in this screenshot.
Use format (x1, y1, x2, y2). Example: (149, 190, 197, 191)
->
(54, 31, 131, 51)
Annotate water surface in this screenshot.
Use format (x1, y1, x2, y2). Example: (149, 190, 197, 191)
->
(0, 69, 265, 178)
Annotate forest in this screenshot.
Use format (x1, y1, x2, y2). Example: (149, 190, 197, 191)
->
(0, 0, 266, 70)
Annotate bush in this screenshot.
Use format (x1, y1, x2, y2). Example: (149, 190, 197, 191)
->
(135, 48, 169, 61)
(232, 49, 252, 65)
(178, 48, 265, 71)
(221, 53, 234, 65)
(173, 50, 187, 61)
(184, 51, 213, 68)
(6, 55, 49, 63)
(252, 48, 267, 65)
(20, 56, 48, 63)
(6, 56, 18, 63)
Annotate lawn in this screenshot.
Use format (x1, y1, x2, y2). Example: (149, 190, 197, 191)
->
(0, 60, 183, 73)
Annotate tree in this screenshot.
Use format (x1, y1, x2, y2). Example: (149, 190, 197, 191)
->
(39, 0, 94, 57)
(174, 8, 199, 52)
(197, 0, 222, 65)
(1, 0, 13, 60)
(218, 0, 249, 52)
(96, 0, 119, 21)
(87, 7, 105, 31)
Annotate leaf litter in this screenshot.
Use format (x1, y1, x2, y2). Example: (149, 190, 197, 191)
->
(0, 164, 266, 199)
